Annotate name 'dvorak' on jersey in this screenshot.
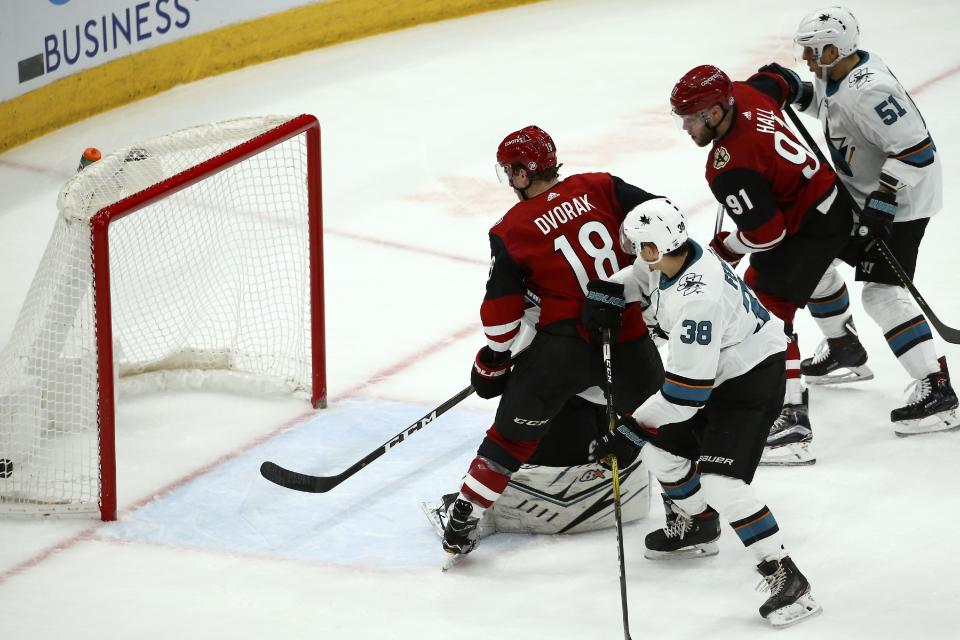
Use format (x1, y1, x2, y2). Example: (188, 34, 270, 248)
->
(534, 194, 595, 235)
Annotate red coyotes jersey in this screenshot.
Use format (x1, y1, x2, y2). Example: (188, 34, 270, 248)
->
(706, 81, 838, 252)
(482, 172, 649, 351)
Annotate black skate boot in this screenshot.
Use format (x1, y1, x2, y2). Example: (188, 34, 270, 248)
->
(801, 320, 874, 385)
(442, 498, 481, 557)
(423, 493, 496, 541)
(644, 494, 720, 560)
(892, 356, 960, 437)
(761, 390, 815, 466)
(756, 555, 822, 628)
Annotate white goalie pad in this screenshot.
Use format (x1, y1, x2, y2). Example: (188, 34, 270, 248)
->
(423, 457, 650, 537)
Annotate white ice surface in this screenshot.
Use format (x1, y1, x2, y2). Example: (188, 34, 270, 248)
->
(2, 1, 960, 638)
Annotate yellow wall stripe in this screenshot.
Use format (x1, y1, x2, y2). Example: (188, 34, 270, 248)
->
(1, 0, 546, 153)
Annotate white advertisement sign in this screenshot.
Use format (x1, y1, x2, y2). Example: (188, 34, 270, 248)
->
(1, 0, 323, 102)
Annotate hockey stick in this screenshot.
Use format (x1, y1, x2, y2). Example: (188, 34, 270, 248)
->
(713, 202, 726, 236)
(260, 384, 475, 493)
(262, 292, 546, 494)
(600, 328, 633, 640)
(783, 105, 960, 344)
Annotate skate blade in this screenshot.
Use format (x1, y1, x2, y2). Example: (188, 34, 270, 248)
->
(765, 593, 822, 628)
(895, 409, 960, 437)
(420, 501, 447, 537)
(760, 442, 816, 466)
(441, 552, 464, 572)
(644, 541, 719, 560)
(804, 364, 874, 385)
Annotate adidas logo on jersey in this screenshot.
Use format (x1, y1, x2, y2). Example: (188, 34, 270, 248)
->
(547, 192, 560, 201)
(742, 111, 752, 120)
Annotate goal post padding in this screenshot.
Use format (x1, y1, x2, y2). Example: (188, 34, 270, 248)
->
(0, 114, 325, 521)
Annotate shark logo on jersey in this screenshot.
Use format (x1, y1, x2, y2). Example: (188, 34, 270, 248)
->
(849, 68, 874, 89)
(713, 146, 730, 169)
(828, 137, 854, 176)
(677, 273, 706, 296)
(825, 120, 854, 177)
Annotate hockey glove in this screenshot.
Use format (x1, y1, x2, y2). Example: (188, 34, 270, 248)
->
(471, 347, 511, 399)
(581, 279, 626, 340)
(858, 190, 897, 242)
(709, 231, 743, 267)
(589, 415, 653, 470)
(757, 62, 812, 109)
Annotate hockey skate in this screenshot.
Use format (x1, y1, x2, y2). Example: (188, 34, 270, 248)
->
(893, 357, 960, 437)
(760, 390, 815, 466)
(644, 494, 720, 560)
(801, 321, 874, 385)
(441, 497, 482, 565)
(422, 493, 496, 540)
(756, 556, 822, 628)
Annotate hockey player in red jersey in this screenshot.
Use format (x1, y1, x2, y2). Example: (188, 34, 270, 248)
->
(440, 126, 664, 557)
(670, 65, 854, 465)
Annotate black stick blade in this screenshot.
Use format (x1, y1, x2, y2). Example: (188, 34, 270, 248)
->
(260, 461, 340, 493)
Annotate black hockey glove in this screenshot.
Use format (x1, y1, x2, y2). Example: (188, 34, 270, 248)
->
(589, 415, 651, 470)
(581, 279, 626, 340)
(471, 346, 511, 399)
(758, 62, 812, 109)
(858, 190, 897, 242)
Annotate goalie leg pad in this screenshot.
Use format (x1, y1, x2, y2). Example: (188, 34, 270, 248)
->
(490, 457, 650, 534)
(422, 457, 651, 537)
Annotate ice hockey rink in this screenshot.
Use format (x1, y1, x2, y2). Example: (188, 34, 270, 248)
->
(1, 0, 959, 637)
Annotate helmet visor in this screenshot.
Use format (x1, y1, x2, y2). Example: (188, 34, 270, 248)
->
(494, 163, 514, 185)
(619, 226, 638, 255)
(672, 109, 709, 131)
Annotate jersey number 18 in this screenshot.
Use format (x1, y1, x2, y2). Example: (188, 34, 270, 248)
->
(554, 221, 621, 294)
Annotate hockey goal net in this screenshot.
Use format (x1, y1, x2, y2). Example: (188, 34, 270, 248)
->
(0, 114, 325, 521)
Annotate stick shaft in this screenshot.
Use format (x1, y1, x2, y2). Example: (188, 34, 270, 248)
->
(601, 329, 633, 640)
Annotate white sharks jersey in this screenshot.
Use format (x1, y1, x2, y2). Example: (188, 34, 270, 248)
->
(801, 50, 942, 222)
(617, 242, 786, 428)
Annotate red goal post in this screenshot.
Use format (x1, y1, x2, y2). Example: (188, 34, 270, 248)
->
(0, 114, 326, 521)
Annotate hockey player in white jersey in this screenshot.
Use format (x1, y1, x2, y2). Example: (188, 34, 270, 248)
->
(759, 7, 957, 436)
(592, 198, 821, 628)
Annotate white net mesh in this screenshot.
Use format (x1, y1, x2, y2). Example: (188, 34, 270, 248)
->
(0, 116, 318, 516)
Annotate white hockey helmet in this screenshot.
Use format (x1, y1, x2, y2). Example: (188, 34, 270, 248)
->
(620, 197, 688, 263)
(794, 7, 860, 65)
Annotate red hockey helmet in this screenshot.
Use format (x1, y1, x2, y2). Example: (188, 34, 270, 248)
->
(670, 65, 734, 116)
(496, 125, 558, 173)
